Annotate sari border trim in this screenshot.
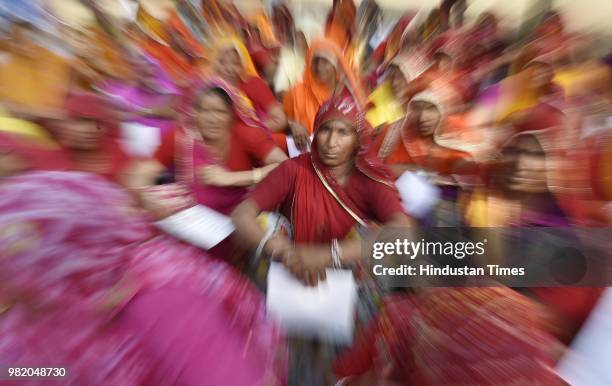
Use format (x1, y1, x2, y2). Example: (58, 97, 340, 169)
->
(311, 160, 368, 228)
(356, 166, 397, 190)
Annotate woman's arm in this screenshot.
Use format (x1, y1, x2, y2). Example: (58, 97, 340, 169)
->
(232, 198, 292, 258)
(288, 120, 311, 151)
(264, 103, 288, 133)
(283, 213, 413, 286)
(231, 161, 296, 257)
(198, 147, 288, 187)
(119, 159, 165, 190)
(120, 159, 183, 219)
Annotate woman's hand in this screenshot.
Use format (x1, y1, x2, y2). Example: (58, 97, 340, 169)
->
(264, 234, 292, 261)
(281, 244, 332, 286)
(136, 185, 193, 220)
(288, 121, 311, 151)
(198, 165, 235, 186)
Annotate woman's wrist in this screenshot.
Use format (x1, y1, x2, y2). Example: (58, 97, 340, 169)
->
(252, 168, 263, 184)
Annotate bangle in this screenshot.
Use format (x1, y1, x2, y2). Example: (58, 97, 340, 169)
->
(255, 230, 275, 263)
(252, 168, 263, 184)
(331, 238, 342, 268)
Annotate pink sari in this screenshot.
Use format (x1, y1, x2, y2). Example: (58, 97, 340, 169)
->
(0, 172, 286, 385)
(96, 54, 180, 138)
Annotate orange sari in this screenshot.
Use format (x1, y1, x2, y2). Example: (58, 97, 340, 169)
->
(282, 39, 363, 134)
(325, 0, 356, 50)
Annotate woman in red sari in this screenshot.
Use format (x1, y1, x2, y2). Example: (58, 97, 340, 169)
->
(155, 76, 287, 216)
(283, 39, 364, 152)
(373, 80, 476, 177)
(49, 92, 159, 189)
(465, 121, 605, 344)
(233, 88, 410, 385)
(233, 88, 410, 280)
(373, 79, 484, 225)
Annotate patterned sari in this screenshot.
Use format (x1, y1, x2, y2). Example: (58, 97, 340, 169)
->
(0, 171, 286, 385)
(334, 288, 565, 385)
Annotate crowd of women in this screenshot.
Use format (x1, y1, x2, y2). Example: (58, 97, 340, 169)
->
(1, 0, 611, 385)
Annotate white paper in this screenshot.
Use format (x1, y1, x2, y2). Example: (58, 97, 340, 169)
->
(286, 135, 313, 158)
(266, 262, 357, 344)
(155, 205, 235, 250)
(396, 171, 442, 218)
(119, 122, 161, 157)
(557, 288, 612, 386)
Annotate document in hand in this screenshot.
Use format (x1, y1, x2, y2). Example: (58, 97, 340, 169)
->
(396, 171, 442, 218)
(155, 204, 235, 250)
(266, 262, 357, 344)
(286, 134, 314, 158)
(120, 122, 161, 157)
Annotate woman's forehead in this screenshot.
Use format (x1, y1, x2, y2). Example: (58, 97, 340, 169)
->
(197, 90, 232, 109)
(320, 118, 354, 130)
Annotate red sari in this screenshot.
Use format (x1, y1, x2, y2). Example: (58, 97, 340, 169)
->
(470, 127, 605, 342)
(156, 76, 275, 216)
(250, 89, 403, 243)
(334, 288, 565, 385)
(374, 84, 477, 177)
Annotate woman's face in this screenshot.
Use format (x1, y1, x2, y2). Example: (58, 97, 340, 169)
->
(316, 119, 358, 168)
(313, 56, 337, 85)
(196, 91, 233, 141)
(409, 100, 442, 137)
(214, 47, 242, 83)
(501, 135, 548, 193)
(58, 120, 106, 151)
